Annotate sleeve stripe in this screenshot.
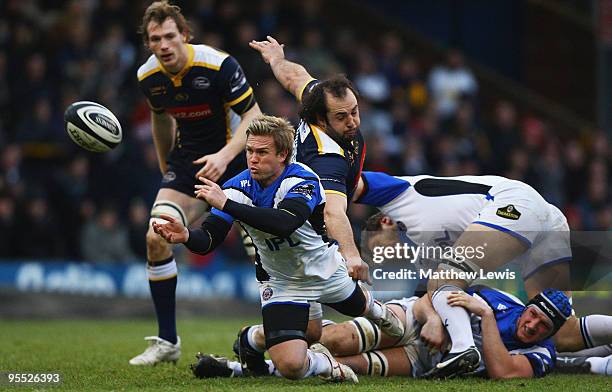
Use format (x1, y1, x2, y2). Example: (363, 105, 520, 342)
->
(297, 78, 317, 102)
(225, 86, 253, 107)
(324, 189, 347, 197)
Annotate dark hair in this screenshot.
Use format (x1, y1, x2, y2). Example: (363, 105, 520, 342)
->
(139, 1, 193, 47)
(299, 75, 359, 125)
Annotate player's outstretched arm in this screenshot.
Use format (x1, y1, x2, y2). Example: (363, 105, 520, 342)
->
(249, 36, 315, 100)
(150, 110, 176, 174)
(325, 193, 371, 284)
(447, 292, 534, 379)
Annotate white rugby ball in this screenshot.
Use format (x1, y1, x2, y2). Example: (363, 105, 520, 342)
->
(64, 101, 122, 152)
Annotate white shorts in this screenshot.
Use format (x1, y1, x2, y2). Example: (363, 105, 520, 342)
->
(384, 296, 442, 377)
(258, 261, 356, 310)
(473, 180, 571, 279)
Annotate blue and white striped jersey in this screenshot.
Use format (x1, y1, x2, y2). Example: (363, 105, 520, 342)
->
(211, 163, 342, 281)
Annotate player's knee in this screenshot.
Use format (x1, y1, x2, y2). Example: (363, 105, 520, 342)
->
(273, 355, 307, 380)
(362, 350, 390, 376)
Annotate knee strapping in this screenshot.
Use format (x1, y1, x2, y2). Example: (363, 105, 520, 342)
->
(437, 256, 480, 285)
(361, 350, 389, 376)
(352, 317, 381, 352)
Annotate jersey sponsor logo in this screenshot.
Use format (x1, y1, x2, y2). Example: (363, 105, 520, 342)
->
(230, 67, 247, 93)
(291, 183, 315, 199)
(240, 179, 250, 188)
(265, 236, 302, 251)
(496, 204, 521, 220)
(192, 76, 210, 89)
(175, 92, 189, 101)
(150, 86, 167, 96)
(497, 303, 508, 311)
(162, 171, 176, 183)
(262, 287, 273, 301)
(167, 103, 213, 120)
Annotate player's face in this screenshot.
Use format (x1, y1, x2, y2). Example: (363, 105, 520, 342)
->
(246, 135, 288, 188)
(516, 306, 554, 344)
(323, 89, 360, 142)
(146, 18, 189, 74)
(366, 217, 400, 250)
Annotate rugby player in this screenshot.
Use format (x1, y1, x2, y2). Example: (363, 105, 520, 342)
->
(355, 171, 612, 377)
(193, 287, 572, 380)
(130, 1, 261, 365)
(235, 36, 382, 374)
(152, 115, 403, 383)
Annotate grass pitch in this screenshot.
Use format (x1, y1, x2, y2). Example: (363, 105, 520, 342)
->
(1, 318, 610, 391)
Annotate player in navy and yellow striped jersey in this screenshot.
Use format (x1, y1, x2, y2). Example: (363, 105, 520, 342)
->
(130, 1, 261, 366)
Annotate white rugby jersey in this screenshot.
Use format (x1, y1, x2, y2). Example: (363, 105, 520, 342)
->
(211, 163, 342, 282)
(357, 171, 509, 247)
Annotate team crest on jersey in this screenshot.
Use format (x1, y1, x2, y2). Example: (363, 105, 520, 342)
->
(162, 171, 176, 183)
(262, 287, 273, 301)
(496, 204, 521, 220)
(291, 183, 315, 199)
(192, 76, 210, 89)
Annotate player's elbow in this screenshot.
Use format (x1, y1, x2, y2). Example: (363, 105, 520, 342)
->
(487, 366, 533, 380)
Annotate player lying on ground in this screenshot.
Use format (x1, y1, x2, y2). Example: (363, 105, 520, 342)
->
(193, 287, 572, 379)
(132, 1, 261, 365)
(153, 115, 403, 383)
(355, 171, 612, 377)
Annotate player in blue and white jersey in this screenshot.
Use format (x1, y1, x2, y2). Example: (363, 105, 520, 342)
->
(153, 115, 402, 383)
(355, 171, 612, 375)
(131, 1, 262, 365)
(194, 287, 571, 380)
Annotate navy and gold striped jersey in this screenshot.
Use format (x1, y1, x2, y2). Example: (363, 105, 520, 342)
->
(137, 44, 257, 155)
(294, 80, 366, 201)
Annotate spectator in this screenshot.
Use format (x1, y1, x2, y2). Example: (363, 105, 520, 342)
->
(80, 204, 136, 263)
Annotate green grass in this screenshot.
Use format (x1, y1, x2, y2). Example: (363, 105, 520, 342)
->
(1, 318, 610, 391)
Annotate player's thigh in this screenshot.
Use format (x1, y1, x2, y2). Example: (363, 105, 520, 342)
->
(457, 223, 528, 271)
(153, 188, 209, 224)
(524, 262, 571, 298)
(320, 320, 362, 356)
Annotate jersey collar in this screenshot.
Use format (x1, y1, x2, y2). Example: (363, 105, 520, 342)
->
(158, 44, 195, 87)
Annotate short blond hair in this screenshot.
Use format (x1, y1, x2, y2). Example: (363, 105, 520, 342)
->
(139, 1, 192, 47)
(246, 115, 295, 165)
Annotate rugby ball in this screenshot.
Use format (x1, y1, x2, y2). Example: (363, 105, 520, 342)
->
(64, 101, 122, 152)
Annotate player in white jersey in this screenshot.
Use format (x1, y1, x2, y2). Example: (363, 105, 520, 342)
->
(192, 287, 572, 379)
(356, 171, 612, 376)
(152, 116, 402, 383)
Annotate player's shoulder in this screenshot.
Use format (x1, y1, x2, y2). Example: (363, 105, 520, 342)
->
(283, 162, 320, 181)
(192, 44, 231, 72)
(137, 54, 162, 82)
(222, 169, 254, 200)
(297, 122, 345, 157)
(470, 286, 525, 309)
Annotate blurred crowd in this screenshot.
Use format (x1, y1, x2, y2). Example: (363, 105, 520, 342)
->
(0, 0, 609, 263)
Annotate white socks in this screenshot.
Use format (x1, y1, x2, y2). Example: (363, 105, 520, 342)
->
(432, 285, 475, 353)
(586, 355, 612, 375)
(303, 350, 332, 378)
(581, 315, 612, 348)
(247, 325, 266, 353)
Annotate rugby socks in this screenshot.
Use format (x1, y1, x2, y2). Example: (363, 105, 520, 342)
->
(580, 315, 612, 348)
(565, 345, 612, 358)
(247, 325, 266, 353)
(432, 284, 475, 353)
(303, 350, 332, 378)
(363, 290, 384, 320)
(586, 355, 612, 375)
(147, 257, 178, 344)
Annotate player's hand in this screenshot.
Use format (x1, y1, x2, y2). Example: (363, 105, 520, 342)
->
(447, 291, 492, 317)
(420, 317, 448, 353)
(346, 256, 372, 284)
(193, 151, 230, 182)
(195, 177, 228, 210)
(249, 36, 285, 65)
(152, 214, 189, 243)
